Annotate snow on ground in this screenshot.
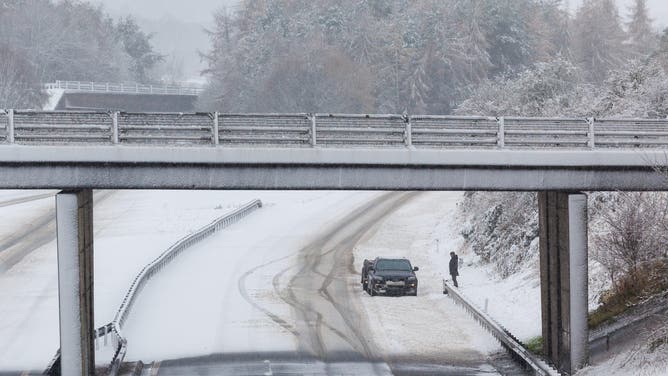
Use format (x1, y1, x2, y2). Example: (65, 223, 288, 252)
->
(457, 264, 542, 341)
(0, 190, 377, 370)
(0, 190, 56, 203)
(122, 191, 379, 361)
(3, 188, 652, 374)
(355, 192, 540, 353)
(578, 336, 668, 376)
(0, 192, 54, 249)
(352, 192, 502, 361)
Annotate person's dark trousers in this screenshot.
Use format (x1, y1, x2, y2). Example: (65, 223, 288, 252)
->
(451, 275, 458, 287)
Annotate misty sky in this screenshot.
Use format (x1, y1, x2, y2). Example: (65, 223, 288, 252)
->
(93, 0, 239, 25)
(571, 0, 668, 27)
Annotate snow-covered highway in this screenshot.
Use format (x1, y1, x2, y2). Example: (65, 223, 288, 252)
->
(119, 191, 508, 375)
(0, 190, 518, 375)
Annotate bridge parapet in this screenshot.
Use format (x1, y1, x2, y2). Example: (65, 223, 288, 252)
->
(44, 80, 203, 96)
(1, 110, 668, 150)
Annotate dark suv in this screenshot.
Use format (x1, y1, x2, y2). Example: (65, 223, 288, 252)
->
(361, 258, 419, 296)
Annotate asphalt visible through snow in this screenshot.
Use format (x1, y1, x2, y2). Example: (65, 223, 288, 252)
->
(147, 192, 514, 376)
(0, 190, 114, 273)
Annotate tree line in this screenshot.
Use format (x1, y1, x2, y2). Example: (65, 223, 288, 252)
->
(0, 0, 162, 108)
(200, 0, 661, 115)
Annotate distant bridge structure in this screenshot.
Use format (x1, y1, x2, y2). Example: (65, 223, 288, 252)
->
(44, 80, 204, 96)
(1, 110, 668, 375)
(44, 81, 202, 112)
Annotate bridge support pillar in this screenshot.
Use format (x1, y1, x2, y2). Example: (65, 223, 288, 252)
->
(56, 189, 95, 376)
(538, 192, 588, 375)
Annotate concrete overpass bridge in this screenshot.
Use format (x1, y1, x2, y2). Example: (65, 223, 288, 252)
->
(1, 111, 667, 375)
(44, 81, 202, 112)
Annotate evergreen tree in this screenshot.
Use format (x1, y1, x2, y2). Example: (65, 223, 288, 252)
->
(573, 0, 628, 83)
(116, 17, 164, 83)
(627, 0, 656, 57)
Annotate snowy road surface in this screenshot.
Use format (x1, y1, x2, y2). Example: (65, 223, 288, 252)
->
(0, 190, 512, 375)
(123, 191, 505, 375)
(1, 191, 373, 371)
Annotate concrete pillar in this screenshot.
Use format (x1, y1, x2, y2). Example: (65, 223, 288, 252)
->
(538, 191, 588, 375)
(568, 194, 589, 371)
(56, 190, 95, 376)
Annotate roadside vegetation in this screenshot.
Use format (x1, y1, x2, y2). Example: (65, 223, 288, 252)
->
(589, 259, 668, 328)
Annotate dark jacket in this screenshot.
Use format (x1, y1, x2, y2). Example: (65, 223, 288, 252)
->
(449, 255, 459, 276)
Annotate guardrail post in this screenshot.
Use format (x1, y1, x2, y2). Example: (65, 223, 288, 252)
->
(213, 112, 219, 145)
(404, 115, 412, 147)
(111, 112, 119, 144)
(310, 114, 317, 147)
(7, 109, 14, 144)
(497, 117, 505, 148)
(587, 117, 595, 148)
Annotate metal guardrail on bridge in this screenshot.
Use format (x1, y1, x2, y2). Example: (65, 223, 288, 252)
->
(43, 81, 203, 96)
(443, 280, 561, 376)
(44, 199, 262, 376)
(2, 110, 668, 149)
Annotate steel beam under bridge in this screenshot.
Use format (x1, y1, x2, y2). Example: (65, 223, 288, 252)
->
(0, 147, 667, 190)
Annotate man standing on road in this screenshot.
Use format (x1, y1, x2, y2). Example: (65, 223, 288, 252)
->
(449, 251, 459, 287)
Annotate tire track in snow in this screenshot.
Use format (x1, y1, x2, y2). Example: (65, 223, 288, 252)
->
(236, 254, 301, 338)
(237, 251, 358, 355)
(283, 192, 419, 361)
(235, 192, 419, 366)
(0, 191, 58, 208)
(0, 190, 114, 273)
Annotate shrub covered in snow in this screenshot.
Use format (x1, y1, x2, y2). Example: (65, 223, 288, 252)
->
(458, 192, 538, 277)
(455, 55, 668, 311)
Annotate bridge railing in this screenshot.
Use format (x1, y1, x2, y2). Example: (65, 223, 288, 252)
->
(43, 80, 204, 96)
(44, 199, 263, 376)
(443, 280, 561, 376)
(3, 110, 668, 149)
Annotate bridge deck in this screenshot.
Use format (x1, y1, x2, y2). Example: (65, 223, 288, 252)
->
(1, 111, 667, 190)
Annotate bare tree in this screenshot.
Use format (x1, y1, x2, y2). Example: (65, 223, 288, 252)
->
(594, 192, 668, 285)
